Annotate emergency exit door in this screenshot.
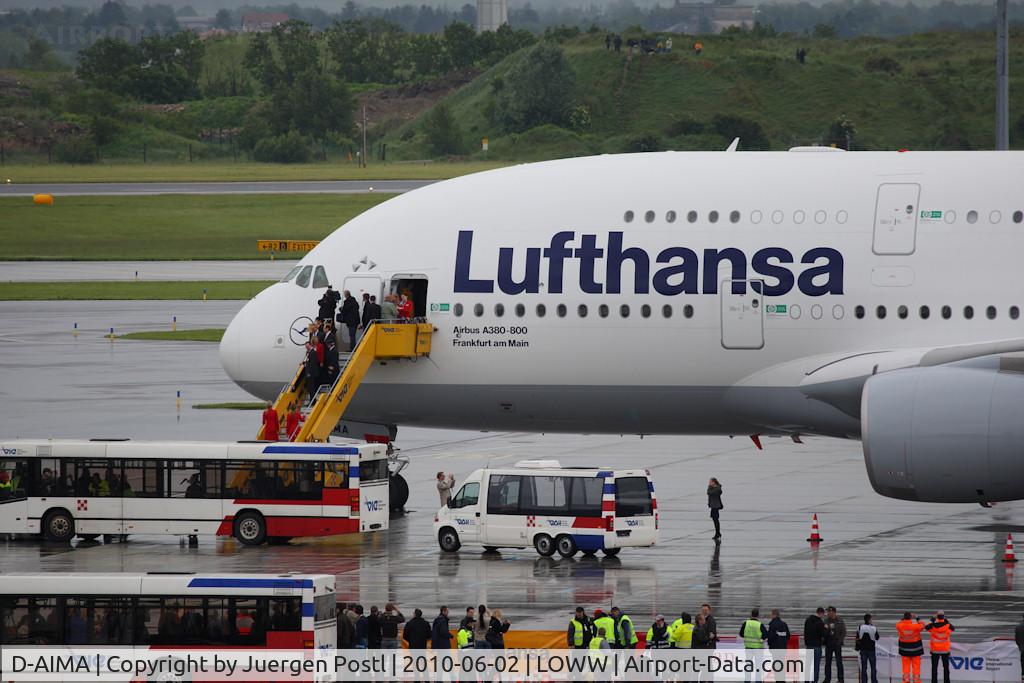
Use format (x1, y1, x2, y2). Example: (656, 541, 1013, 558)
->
(873, 183, 920, 255)
(720, 280, 764, 350)
(342, 274, 383, 303)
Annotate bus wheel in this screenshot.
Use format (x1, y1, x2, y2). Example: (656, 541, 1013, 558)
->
(389, 473, 409, 513)
(555, 535, 578, 558)
(79, 534, 100, 542)
(438, 527, 461, 553)
(602, 547, 621, 557)
(267, 537, 293, 545)
(42, 510, 74, 543)
(483, 546, 499, 553)
(234, 512, 267, 546)
(533, 534, 555, 557)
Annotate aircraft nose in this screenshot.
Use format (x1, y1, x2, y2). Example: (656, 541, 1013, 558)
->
(219, 301, 246, 384)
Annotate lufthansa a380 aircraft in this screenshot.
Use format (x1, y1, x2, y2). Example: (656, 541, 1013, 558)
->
(220, 149, 1024, 504)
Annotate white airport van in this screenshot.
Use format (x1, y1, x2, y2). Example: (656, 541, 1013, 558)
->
(433, 460, 658, 558)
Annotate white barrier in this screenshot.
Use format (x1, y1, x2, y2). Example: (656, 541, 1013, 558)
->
(866, 637, 1022, 683)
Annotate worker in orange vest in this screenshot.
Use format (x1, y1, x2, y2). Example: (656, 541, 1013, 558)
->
(924, 612, 955, 683)
(896, 612, 926, 683)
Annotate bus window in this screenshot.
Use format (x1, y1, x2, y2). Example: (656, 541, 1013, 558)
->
(269, 598, 301, 631)
(0, 459, 27, 501)
(520, 475, 569, 516)
(202, 462, 223, 497)
(487, 474, 521, 515)
(450, 482, 479, 509)
(169, 461, 202, 499)
(359, 459, 388, 484)
(3, 597, 60, 645)
(33, 458, 65, 497)
(89, 597, 132, 645)
(614, 477, 653, 516)
(569, 477, 603, 517)
(232, 597, 266, 645)
(324, 462, 349, 488)
(226, 461, 275, 499)
(314, 594, 336, 624)
(205, 598, 230, 644)
(122, 459, 163, 498)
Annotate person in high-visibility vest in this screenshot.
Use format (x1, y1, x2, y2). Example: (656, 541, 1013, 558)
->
(593, 609, 616, 648)
(611, 607, 637, 649)
(670, 612, 694, 648)
(646, 614, 671, 649)
(741, 608, 767, 648)
(924, 612, 955, 683)
(567, 607, 591, 649)
(896, 612, 926, 683)
(457, 626, 474, 649)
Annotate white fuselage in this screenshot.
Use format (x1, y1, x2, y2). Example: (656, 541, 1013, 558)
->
(220, 150, 1024, 437)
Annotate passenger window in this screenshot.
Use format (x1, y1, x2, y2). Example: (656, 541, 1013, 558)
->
(122, 459, 163, 498)
(598, 304, 609, 318)
(876, 306, 887, 319)
(641, 304, 651, 318)
(450, 482, 479, 508)
(687, 210, 698, 223)
(0, 459, 27, 501)
(620, 304, 630, 318)
(919, 306, 930, 319)
(486, 474, 521, 515)
(569, 477, 603, 516)
(280, 266, 302, 283)
(897, 305, 908, 319)
(987, 305, 997, 320)
(666, 211, 677, 223)
(644, 210, 655, 223)
(536, 304, 546, 317)
(964, 306, 975, 320)
(684, 304, 694, 319)
(578, 304, 588, 318)
(519, 475, 569, 515)
(662, 305, 673, 318)
(1012, 306, 1020, 320)
(967, 210, 978, 224)
(854, 305, 865, 319)
(494, 303, 505, 317)
(473, 304, 484, 317)
(454, 303, 464, 317)
(624, 211, 634, 223)
(324, 462, 349, 488)
(557, 304, 567, 318)
(1014, 210, 1023, 224)
(614, 476, 653, 516)
(515, 304, 525, 317)
(941, 306, 952, 319)
(729, 210, 740, 224)
(294, 266, 312, 288)
(311, 266, 329, 289)
(709, 210, 719, 223)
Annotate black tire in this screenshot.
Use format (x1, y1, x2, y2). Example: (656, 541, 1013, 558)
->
(438, 527, 461, 553)
(483, 546, 499, 553)
(42, 510, 74, 543)
(556, 534, 578, 558)
(234, 511, 266, 546)
(602, 547, 621, 557)
(267, 536, 293, 545)
(389, 473, 409, 512)
(581, 549, 597, 556)
(78, 534, 100, 542)
(533, 533, 555, 557)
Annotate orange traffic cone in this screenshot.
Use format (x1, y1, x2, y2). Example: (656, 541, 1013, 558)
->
(1004, 533, 1019, 563)
(807, 514, 823, 544)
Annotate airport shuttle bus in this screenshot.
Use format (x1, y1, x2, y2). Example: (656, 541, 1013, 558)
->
(433, 460, 658, 558)
(0, 440, 389, 545)
(0, 572, 336, 649)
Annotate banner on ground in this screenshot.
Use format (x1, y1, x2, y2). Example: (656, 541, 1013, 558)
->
(874, 637, 1020, 682)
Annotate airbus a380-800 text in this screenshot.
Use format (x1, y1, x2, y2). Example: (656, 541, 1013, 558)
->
(219, 148, 1024, 504)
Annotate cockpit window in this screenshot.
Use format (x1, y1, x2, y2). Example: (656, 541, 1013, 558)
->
(312, 266, 329, 289)
(295, 266, 313, 288)
(280, 266, 302, 283)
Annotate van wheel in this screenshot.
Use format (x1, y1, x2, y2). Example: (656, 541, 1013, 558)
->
(556, 535, 578, 558)
(234, 512, 267, 546)
(533, 534, 555, 557)
(42, 510, 74, 543)
(438, 527, 461, 553)
(483, 546, 499, 553)
(581, 549, 597, 557)
(602, 547, 621, 557)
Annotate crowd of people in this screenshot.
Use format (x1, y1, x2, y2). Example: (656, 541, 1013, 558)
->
(259, 284, 416, 442)
(336, 603, 511, 651)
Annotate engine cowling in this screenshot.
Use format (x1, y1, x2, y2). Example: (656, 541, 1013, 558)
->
(862, 364, 1024, 503)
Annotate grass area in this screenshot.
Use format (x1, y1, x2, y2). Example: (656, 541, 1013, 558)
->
(118, 328, 225, 341)
(0, 161, 510, 184)
(192, 402, 264, 410)
(0, 193, 392, 260)
(0, 281, 272, 300)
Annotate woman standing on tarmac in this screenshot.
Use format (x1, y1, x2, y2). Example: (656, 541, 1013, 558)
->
(707, 478, 724, 542)
(487, 609, 511, 649)
(473, 605, 491, 649)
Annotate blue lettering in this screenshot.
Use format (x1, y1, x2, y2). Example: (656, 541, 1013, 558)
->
(452, 231, 844, 297)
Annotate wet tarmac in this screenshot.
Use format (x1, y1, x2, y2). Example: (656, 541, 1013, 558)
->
(2, 300, 1023, 642)
(0, 260, 292, 282)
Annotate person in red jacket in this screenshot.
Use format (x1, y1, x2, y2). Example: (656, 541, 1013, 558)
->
(261, 403, 279, 442)
(896, 612, 925, 683)
(397, 292, 414, 320)
(285, 403, 302, 441)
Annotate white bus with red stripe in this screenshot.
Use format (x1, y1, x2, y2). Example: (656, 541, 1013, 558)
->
(0, 440, 388, 545)
(0, 572, 336, 650)
(433, 460, 658, 558)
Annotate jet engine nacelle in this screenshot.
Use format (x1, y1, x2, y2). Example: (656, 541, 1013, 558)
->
(862, 365, 1024, 503)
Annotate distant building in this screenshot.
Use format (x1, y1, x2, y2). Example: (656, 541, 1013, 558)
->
(241, 12, 289, 33)
(476, 0, 508, 33)
(663, 2, 756, 34)
(177, 15, 214, 32)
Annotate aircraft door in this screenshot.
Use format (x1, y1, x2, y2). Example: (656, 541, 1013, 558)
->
(872, 183, 920, 255)
(720, 279, 764, 350)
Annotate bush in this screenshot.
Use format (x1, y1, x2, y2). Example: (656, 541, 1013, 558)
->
(422, 102, 464, 156)
(55, 137, 97, 164)
(252, 131, 312, 163)
(497, 44, 577, 133)
(823, 113, 856, 149)
(711, 114, 769, 150)
(626, 134, 662, 152)
(568, 105, 591, 132)
(665, 116, 705, 136)
(864, 55, 902, 75)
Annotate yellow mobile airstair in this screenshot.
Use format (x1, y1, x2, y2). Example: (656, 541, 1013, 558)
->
(256, 322, 434, 442)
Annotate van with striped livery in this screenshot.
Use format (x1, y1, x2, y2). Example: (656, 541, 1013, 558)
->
(433, 460, 657, 558)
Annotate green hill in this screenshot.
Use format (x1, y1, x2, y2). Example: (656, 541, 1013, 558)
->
(380, 29, 1024, 157)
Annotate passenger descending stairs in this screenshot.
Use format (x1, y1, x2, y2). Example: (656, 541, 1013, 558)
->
(257, 322, 434, 442)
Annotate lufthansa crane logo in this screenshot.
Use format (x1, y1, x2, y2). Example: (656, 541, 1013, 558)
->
(289, 316, 314, 345)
